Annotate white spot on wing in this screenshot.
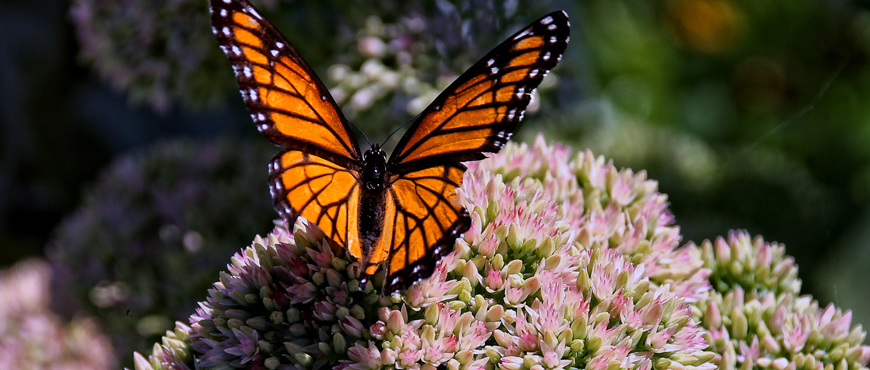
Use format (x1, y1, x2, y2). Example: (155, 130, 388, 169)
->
(243, 66, 252, 78)
(549, 36, 557, 43)
(276, 41, 284, 48)
(232, 45, 241, 56)
(513, 29, 531, 40)
(487, 59, 495, 66)
(271, 49, 278, 57)
(220, 9, 227, 17)
(541, 16, 553, 25)
(490, 67, 499, 74)
(258, 113, 266, 121)
(543, 51, 551, 61)
(248, 8, 262, 19)
(222, 0, 230, 3)
(548, 24, 556, 31)
(249, 88, 258, 101)
(222, 27, 231, 36)
(530, 69, 539, 78)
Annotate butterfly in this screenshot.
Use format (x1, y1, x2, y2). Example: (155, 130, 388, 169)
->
(210, 0, 569, 295)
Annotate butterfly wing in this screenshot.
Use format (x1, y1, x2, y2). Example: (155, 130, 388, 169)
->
(379, 11, 571, 294)
(210, 0, 365, 255)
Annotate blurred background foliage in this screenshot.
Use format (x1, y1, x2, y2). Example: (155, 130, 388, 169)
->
(1, 0, 869, 366)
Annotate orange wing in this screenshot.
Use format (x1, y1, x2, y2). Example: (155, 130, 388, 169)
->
(209, 0, 361, 167)
(267, 150, 362, 255)
(379, 11, 571, 294)
(388, 10, 570, 173)
(377, 164, 470, 294)
(210, 0, 364, 251)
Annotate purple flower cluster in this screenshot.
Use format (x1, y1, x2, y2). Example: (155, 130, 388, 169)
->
(0, 259, 115, 370)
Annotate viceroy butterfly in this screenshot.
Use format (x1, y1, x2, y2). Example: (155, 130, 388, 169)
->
(210, 0, 569, 295)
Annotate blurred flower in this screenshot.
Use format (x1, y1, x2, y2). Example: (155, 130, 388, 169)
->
(0, 259, 115, 370)
(327, 14, 459, 119)
(135, 136, 717, 370)
(46, 138, 276, 367)
(667, 0, 744, 54)
(326, 8, 562, 126)
(69, 0, 253, 111)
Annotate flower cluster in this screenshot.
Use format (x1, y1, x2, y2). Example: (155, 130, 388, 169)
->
(0, 259, 115, 370)
(135, 135, 721, 370)
(326, 15, 455, 119)
(47, 138, 276, 366)
(691, 231, 870, 370)
(325, 12, 559, 128)
(69, 0, 244, 111)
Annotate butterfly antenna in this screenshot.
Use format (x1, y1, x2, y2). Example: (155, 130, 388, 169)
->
(382, 114, 419, 146)
(348, 120, 373, 148)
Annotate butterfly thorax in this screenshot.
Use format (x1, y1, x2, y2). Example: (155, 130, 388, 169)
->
(359, 145, 389, 268)
(362, 145, 388, 192)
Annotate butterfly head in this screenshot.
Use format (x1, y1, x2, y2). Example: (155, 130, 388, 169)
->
(362, 144, 388, 192)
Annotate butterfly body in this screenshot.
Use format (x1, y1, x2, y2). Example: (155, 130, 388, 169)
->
(210, 0, 569, 294)
(359, 145, 389, 276)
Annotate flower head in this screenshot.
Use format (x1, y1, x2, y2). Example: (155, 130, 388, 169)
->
(0, 259, 115, 370)
(134, 137, 866, 370)
(690, 231, 870, 370)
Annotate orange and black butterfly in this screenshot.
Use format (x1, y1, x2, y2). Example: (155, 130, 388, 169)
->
(210, 0, 569, 295)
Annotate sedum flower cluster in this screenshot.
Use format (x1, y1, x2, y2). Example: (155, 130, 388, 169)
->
(691, 232, 870, 370)
(134, 135, 736, 370)
(0, 259, 115, 370)
(47, 138, 276, 366)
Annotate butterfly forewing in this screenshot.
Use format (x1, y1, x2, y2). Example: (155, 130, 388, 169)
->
(210, 0, 362, 167)
(379, 11, 569, 293)
(387, 10, 569, 172)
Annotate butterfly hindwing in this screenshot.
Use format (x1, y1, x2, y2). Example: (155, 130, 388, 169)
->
(267, 150, 363, 256)
(378, 164, 470, 294)
(210, 0, 362, 167)
(379, 11, 570, 293)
